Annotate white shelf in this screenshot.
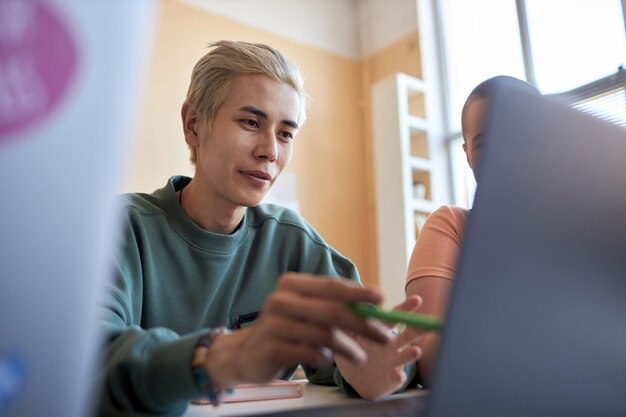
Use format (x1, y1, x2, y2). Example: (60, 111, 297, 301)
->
(408, 156, 432, 171)
(412, 199, 438, 213)
(371, 72, 449, 308)
(407, 115, 429, 132)
(398, 72, 427, 92)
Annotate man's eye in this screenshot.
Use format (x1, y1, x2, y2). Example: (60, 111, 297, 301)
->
(243, 119, 258, 128)
(279, 131, 294, 140)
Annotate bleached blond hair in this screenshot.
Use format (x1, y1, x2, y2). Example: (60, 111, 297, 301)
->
(185, 40, 308, 164)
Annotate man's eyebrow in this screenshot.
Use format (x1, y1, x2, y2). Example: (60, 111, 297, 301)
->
(240, 106, 268, 119)
(239, 106, 299, 130)
(282, 119, 299, 130)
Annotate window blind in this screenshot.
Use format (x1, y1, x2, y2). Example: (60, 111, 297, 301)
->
(550, 68, 626, 128)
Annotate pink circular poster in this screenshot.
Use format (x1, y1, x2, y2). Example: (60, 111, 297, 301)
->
(0, 0, 77, 141)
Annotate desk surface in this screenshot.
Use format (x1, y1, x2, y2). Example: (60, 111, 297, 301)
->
(183, 380, 428, 417)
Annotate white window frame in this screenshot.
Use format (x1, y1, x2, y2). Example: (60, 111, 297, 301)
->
(430, 0, 626, 206)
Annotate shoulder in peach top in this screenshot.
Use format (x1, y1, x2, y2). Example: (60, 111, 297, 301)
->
(406, 205, 469, 286)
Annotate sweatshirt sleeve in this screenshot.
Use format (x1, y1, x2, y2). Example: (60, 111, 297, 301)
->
(96, 326, 205, 417)
(406, 205, 468, 285)
(96, 220, 206, 417)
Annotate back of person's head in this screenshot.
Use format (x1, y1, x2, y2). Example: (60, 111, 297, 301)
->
(461, 75, 540, 138)
(185, 40, 308, 164)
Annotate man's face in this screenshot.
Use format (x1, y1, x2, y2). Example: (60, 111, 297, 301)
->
(462, 97, 489, 181)
(193, 74, 301, 209)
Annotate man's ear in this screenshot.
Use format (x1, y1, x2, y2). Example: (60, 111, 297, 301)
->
(181, 101, 199, 146)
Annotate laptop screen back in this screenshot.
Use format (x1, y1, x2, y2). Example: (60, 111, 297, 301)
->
(427, 79, 626, 417)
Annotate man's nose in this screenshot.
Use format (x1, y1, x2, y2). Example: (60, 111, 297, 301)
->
(255, 129, 278, 162)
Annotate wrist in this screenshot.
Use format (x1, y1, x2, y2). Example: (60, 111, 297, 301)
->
(191, 327, 233, 406)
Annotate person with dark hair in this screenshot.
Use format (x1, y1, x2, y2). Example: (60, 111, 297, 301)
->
(345, 76, 541, 400)
(405, 76, 541, 384)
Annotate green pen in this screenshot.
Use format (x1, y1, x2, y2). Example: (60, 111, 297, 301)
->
(350, 302, 443, 332)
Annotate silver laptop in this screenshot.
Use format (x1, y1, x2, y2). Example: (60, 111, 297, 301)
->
(216, 81, 626, 417)
(0, 2, 154, 416)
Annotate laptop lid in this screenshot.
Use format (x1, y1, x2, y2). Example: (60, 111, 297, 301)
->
(427, 79, 626, 417)
(0, 2, 154, 416)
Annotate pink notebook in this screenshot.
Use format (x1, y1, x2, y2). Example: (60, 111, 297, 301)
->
(192, 380, 304, 404)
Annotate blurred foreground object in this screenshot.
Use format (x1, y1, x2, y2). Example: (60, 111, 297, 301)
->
(0, 1, 155, 416)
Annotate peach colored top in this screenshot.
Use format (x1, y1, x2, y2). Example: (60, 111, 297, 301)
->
(406, 205, 469, 286)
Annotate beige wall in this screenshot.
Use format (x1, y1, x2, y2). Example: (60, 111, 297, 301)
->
(126, 0, 421, 289)
(359, 31, 422, 286)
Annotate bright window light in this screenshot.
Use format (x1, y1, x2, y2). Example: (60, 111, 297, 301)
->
(525, 0, 626, 93)
(441, 0, 527, 132)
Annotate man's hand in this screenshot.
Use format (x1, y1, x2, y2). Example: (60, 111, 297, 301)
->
(335, 295, 424, 400)
(204, 273, 392, 390)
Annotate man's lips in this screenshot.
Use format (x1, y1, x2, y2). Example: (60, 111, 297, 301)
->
(241, 170, 272, 181)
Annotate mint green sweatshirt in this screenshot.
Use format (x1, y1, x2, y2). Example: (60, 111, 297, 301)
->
(97, 176, 360, 416)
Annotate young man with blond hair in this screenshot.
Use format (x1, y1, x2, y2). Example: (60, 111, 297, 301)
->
(98, 40, 421, 416)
